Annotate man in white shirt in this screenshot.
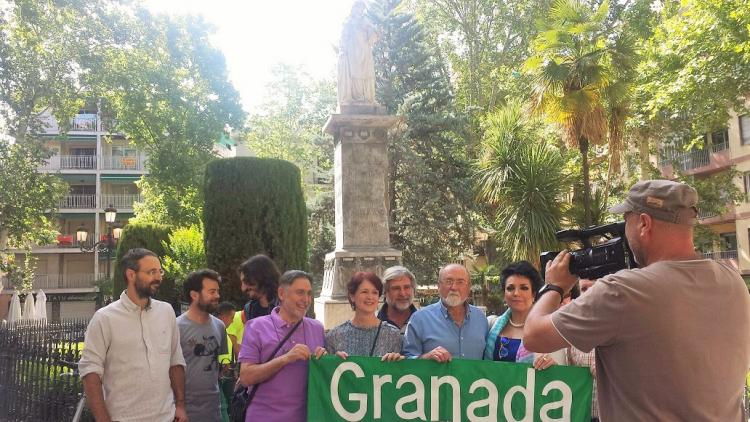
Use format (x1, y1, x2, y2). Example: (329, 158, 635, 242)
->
(79, 248, 187, 422)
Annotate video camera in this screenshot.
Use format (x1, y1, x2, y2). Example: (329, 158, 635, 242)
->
(540, 222, 637, 281)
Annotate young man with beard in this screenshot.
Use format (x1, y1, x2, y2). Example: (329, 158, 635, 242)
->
(79, 248, 187, 422)
(403, 263, 487, 361)
(377, 266, 418, 334)
(178, 269, 227, 422)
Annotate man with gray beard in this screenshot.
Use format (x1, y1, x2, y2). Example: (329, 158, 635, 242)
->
(403, 264, 487, 360)
(377, 266, 418, 334)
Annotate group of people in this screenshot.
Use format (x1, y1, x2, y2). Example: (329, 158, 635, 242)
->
(77, 179, 750, 422)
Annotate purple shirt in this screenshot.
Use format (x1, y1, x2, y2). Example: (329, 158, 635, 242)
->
(238, 308, 324, 422)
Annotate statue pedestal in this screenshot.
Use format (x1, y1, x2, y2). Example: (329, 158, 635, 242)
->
(314, 111, 403, 329)
(315, 248, 402, 328)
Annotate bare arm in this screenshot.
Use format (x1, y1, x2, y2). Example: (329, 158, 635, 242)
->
(82, 373, 111, 422)
(169, 365, 187, 422)
(524, 290, 570, 352)
(524, 251, 577, 352)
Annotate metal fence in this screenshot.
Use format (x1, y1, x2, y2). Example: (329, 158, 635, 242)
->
(0, 319, 93, 421)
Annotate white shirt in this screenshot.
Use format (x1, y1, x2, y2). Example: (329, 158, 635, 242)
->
(79, 291, 186, 422)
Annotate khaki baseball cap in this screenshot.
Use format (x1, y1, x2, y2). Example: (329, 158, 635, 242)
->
(609, 179, 699, 225)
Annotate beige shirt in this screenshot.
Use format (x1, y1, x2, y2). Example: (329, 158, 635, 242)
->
(551, 260, 750, 422)
(79, 291, 186, 422)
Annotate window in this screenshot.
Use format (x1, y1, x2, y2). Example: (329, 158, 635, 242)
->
(740, 114, 750, 146)
(711, 129, 729, 152)
(721, 233, 737, 251)
(744, 172, 750, 202)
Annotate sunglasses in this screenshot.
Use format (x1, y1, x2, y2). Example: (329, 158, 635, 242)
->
(498, 336, 510, 359)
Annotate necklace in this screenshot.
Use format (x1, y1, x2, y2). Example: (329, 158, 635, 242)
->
(508, 318, 525, 328)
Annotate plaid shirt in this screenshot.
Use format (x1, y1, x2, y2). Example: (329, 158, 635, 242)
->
(568, 347, 599, 419)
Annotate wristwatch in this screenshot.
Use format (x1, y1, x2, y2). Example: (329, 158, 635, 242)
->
(535, 284, 565, 303)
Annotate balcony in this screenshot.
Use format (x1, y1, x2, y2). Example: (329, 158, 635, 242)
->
(58, 194, 141, 210)
(39, 154, 146, 171)
(702, 250, 739, 271)
(100, 155, 146, 171)
(70, 114, 97, 131)
(39, 155, 97, 171)
(60, 194, 97, 209)
(659, 142, 731, 177)
(703, 250, 738, 260)
(0, 273, 102, 291)
(100, 194, 141, 209)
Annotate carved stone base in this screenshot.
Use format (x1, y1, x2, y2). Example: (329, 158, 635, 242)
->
(313, 297, 353, 330)
(314, 248, 402, 329)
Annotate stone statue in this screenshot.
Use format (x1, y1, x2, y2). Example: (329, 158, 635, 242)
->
(337, 1, 378, 105)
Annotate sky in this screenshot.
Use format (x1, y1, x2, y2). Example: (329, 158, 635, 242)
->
(142, 0, 355, 113)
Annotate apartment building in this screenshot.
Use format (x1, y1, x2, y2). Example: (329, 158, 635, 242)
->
(0, 109, 147, 320)
(658, 111, 750, 282)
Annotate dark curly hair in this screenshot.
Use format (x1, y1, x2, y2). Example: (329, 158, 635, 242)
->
(238, 255, 280, 300)
(500, 261, 544, 296)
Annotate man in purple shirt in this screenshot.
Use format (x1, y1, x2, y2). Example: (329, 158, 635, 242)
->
(238, 270, 325, 422)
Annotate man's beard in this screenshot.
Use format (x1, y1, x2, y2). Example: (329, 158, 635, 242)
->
(135, 279, 159, 299)
(442, 293, 465, 307)
(388, 298, 413, 312)
(197, 299, 217, 313)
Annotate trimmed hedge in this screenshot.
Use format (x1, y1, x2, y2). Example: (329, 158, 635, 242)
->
(204, 157, 308, 305)
(113, 222, 177, 306)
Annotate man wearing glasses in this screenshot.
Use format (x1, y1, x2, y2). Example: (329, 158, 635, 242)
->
(403, 263, 487, 361)
(79, 248, 187, 422)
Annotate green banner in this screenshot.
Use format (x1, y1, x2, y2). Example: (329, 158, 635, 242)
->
(308, 356, 592, 422)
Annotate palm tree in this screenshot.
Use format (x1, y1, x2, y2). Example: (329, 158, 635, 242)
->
(524, 0, 618, 227)
(475, 100, 571, 264)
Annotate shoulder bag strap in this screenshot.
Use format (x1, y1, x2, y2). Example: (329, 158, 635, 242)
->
(368, 321, 383, 357)
(245, 318, 304, 406)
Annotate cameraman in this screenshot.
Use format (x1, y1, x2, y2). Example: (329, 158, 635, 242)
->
(525, 179, 750, 421)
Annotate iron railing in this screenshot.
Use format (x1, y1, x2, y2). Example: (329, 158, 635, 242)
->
(99, 194, 141, 209)
(32, 273, 103, 290)
(0, 319, 93, 421)
(59, 195, 97, 209)
(99, 155, 146, 171)
(70, 114, 97, 131)
(702, 250, 739, 260)
(58, 194, 141, 209)
(40, 154, 145, 171)
(39, 155, 97, 171)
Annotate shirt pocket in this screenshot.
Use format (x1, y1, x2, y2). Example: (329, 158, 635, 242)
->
(156, 328, 171, 355)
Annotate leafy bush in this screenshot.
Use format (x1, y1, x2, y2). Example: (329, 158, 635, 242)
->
(162, 225, 207, 289)
(204, 157, 307, 305)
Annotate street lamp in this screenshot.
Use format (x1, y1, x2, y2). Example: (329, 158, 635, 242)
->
(76, 205, 119, 283)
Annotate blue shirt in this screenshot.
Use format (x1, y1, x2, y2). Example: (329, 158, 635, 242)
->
(403, 300, 487, 359)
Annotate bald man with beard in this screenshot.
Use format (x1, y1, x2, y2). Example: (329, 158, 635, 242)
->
(403, 264, 487, 361)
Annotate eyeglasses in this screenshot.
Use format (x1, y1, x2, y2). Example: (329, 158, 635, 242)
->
(441, 279, 468, 287)
(139, 268, 165, 277)
(498, 336, 510, 359)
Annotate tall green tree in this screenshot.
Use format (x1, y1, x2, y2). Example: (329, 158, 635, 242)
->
(475, 100, 571, 262)
(525, 0, 628, 227)
(96, 13, 245, 227)
(639, 0, 750, 135)
(409, 0, 551, 109)
(0, 141, 67, 283)
(371, 0, 477, 281)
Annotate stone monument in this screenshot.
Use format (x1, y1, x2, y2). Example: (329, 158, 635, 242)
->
(314, 1, 402, 328)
